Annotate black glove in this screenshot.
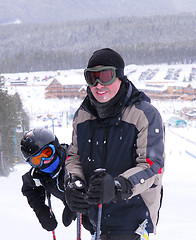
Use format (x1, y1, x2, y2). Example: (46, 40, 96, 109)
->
(65, 176, 89, 214)
(87, 171, 133, 205)
(115, 176, 133, 200)
(62, 203, 77, 227)
(82, 214, 95, 235)
(87, 171, 115, 204)
(35, 205, 57, 231)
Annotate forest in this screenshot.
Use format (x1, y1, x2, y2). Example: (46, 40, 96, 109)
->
(1, 12, 196, 73)
(0, 76, 29, 175)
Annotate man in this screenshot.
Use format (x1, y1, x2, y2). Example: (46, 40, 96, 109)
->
(21, 128, 93, 234)
(65, 48, 165, 240)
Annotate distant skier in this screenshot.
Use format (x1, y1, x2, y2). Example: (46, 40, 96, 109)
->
(20, 128, 94, 234)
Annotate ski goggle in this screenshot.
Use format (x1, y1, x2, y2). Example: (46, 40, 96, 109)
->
(28, 144, 55, 168)
(84, 66, 118, 87)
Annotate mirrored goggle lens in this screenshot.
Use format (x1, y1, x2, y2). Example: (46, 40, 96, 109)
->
(28, 144, 55, 167)
(84, 67, 116, 86)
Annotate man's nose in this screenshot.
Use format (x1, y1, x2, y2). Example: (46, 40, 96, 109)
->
(96, 82, 104, 88)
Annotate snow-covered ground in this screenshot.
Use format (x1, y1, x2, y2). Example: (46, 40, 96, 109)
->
(1, 65, 196, 239)
(1, 126, 196, 240)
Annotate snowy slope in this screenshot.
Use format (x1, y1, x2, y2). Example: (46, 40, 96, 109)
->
(1, 65, 196, 239)
(1, 126, 196, 240)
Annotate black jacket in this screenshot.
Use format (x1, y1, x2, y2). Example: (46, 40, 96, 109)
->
(66, 81, 165, 235)
(22, 144, 94, 233)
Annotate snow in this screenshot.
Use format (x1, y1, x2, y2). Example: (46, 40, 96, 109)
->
(1, 64, 196, 239)
(0, 156, 91, 240)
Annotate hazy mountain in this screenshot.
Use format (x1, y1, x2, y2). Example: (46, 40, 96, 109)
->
(1, 0, 196, 24)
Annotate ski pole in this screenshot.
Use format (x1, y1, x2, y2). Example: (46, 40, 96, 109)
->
(73, 180, 85, 240)
(46, 191, 56, 240)
(95, 204, 102, 240)
(51, 229, 56, 240)
(77, 212, 82, 240)
(93, 168, 106, 240)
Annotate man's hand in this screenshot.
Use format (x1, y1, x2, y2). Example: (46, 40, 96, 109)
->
(65, 176, 89, 214)
(87, 171, 133, 205)
(87, 171, 115, 204)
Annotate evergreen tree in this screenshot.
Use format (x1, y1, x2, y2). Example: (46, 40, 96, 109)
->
(0, 75, 29, 176)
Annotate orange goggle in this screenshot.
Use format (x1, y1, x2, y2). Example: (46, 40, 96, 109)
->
(28, 144, 55, 167)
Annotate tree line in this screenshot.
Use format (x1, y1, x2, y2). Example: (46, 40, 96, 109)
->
(0, 12, 196, 73)
(0, 76, 29, 176)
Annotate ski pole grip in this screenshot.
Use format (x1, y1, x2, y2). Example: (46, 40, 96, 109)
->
(94, 168, 106, 176)
(93, 168, 105, 240)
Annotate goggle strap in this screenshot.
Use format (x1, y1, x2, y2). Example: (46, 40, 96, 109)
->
(116, 68, 124, 78)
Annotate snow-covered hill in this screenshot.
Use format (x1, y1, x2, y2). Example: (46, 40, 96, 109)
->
(1, 127, 196, 240)
(1, 65, 196, 239)
(1, 0, 196, 24)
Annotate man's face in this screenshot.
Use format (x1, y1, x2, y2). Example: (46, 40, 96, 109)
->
(90, 78, 121, 103)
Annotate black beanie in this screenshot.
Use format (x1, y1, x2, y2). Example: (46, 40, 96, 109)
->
(87, 48, 125, 77)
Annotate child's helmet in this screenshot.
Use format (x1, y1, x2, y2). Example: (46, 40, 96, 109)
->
(20, 128, 56, 161)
